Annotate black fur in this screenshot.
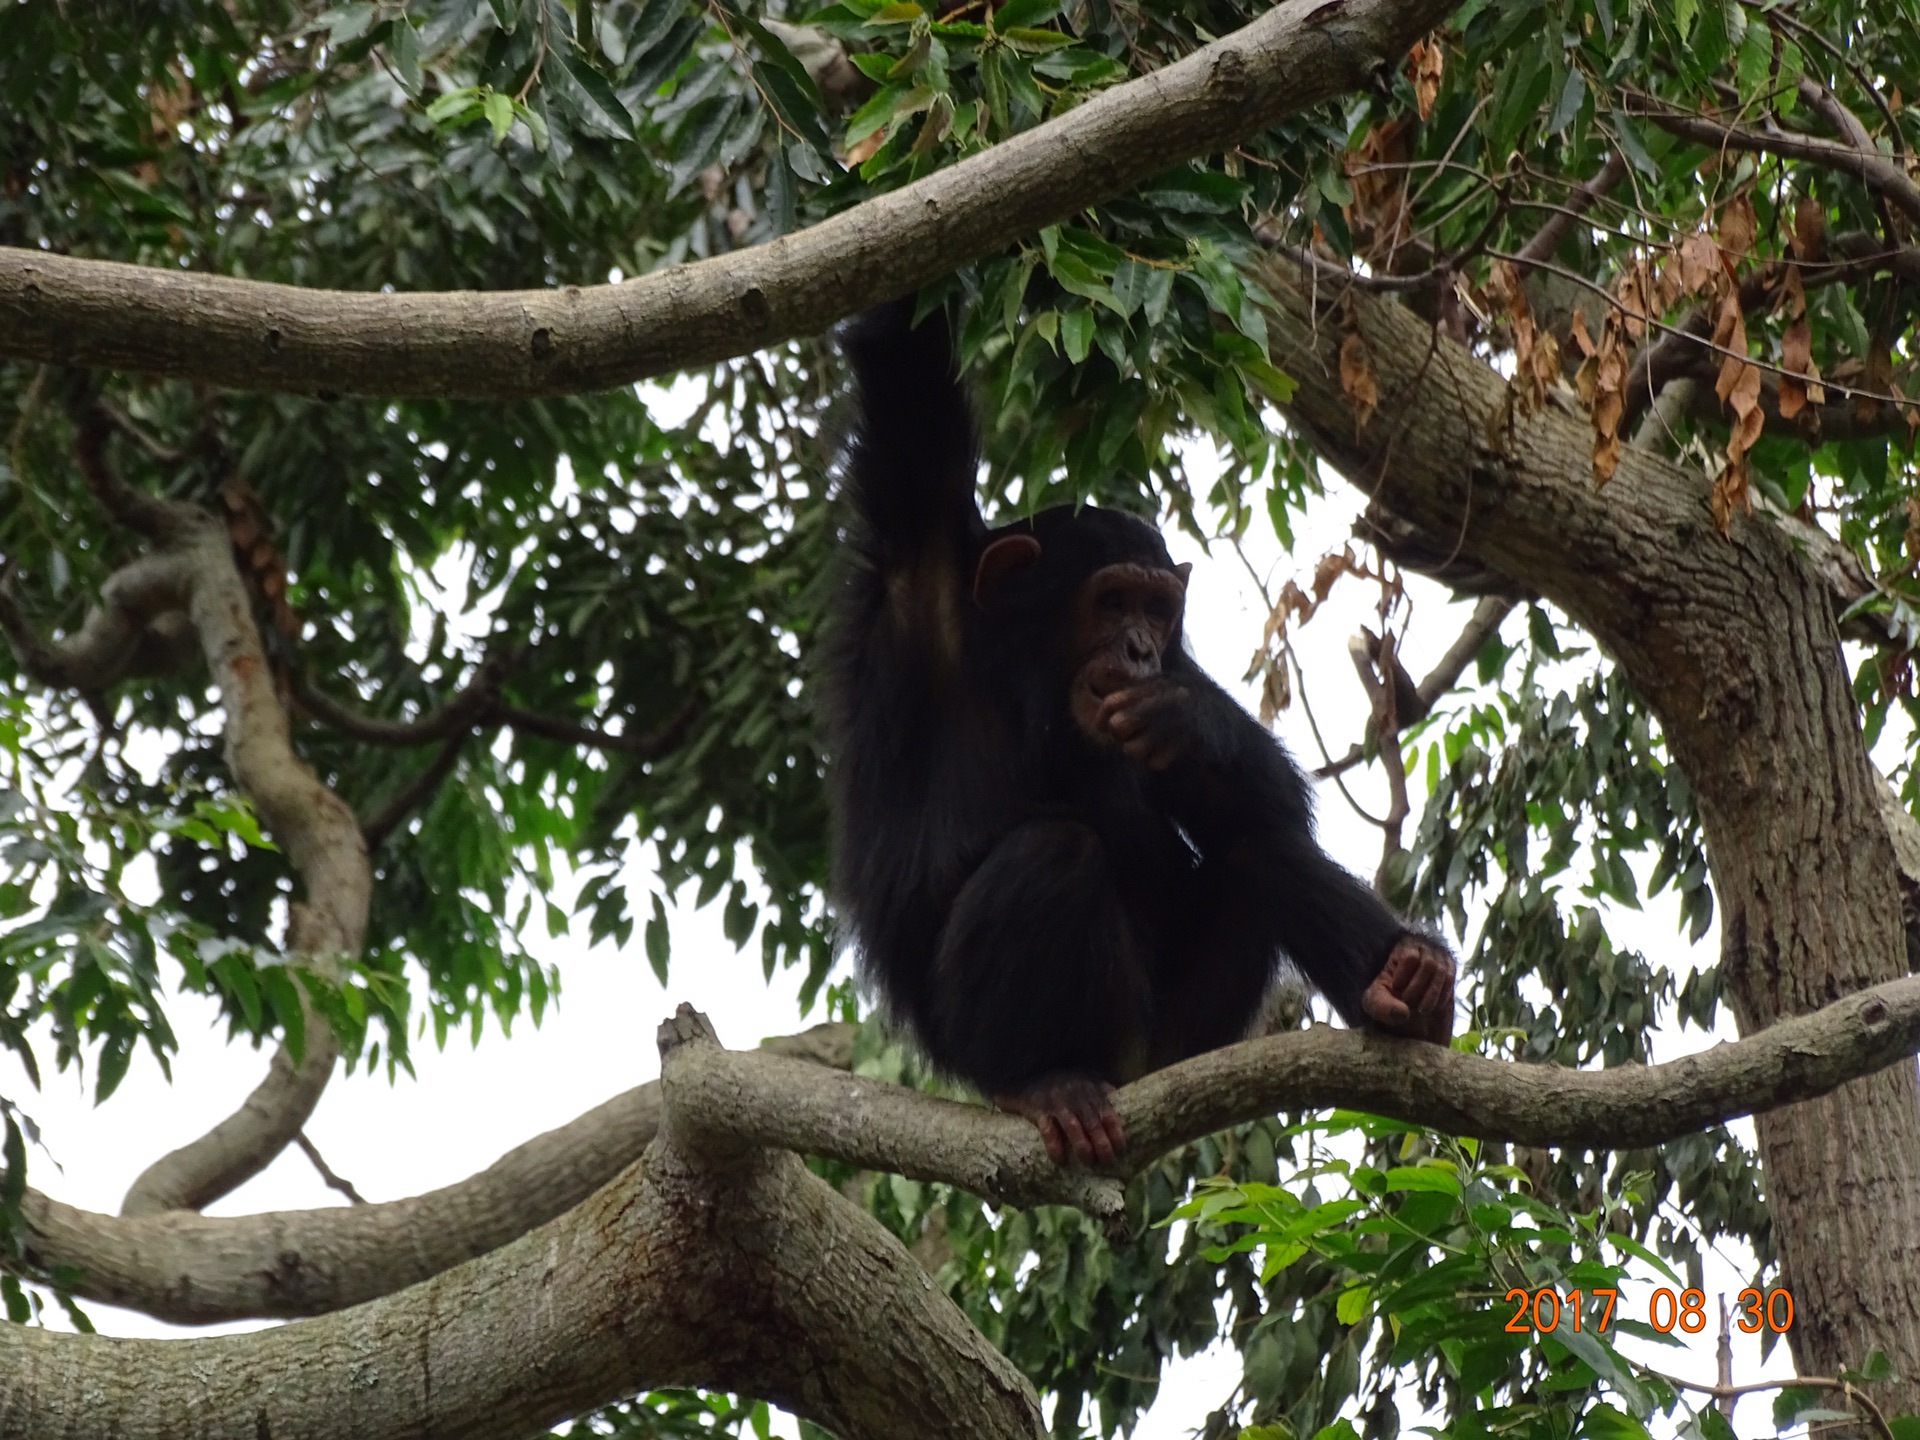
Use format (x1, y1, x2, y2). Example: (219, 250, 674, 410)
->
(822, 300, 1417, 1097)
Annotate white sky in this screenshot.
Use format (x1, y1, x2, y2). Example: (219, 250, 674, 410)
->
(0, 435, 1806, 1437)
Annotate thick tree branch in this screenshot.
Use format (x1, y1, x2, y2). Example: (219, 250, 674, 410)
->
(2, 1014, 1042, 1440)
(0, 554, 197, 690)
(9, 984, 1920, 1436)
(1124, 976, 1920, 1157)
(44, 488, 371, 1216)
(14, 1024, 852, 1324)
(1257, 255, 1920, 1392)
(0, 0, 1456, 399)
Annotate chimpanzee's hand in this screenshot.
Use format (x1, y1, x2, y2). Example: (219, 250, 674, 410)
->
(993, 1075, 1126, 1166)
(1093, 680, 1194, 771)
(1360, 935, 1456, 1043)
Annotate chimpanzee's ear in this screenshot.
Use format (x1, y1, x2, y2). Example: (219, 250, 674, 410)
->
(1174, 562, 1193, 586)
(972, 535, 1043, 609)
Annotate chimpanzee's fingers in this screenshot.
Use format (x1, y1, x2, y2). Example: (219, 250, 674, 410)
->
(1361, 991, 1411, 1029)
(1035, 1115, 1067, 1166)
(1070, 1091, 1122, 1167)
(1056, 1108, 1095, 1165)
(1098, 1107, 1128, 1163)
(1397, 957, 1444, 1013)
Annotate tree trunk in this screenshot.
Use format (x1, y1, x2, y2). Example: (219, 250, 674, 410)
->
(1261, 262, 1920, 1404)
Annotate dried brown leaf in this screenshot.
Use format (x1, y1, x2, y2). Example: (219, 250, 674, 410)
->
(1592, 430, 1622, 485)
(1713, 291, 1750, 404)
(1711, 463, 1750, 533)
(1780, 313, 1813, 420)
(1340, 332, 1380, 431)
(1718, 194, 1758, 265)
(1568, 306, 1595, 358)
(1677, 232, 1720, 295)
(1406, 37, 1444, 122)
(1791, 197, 1826, 261)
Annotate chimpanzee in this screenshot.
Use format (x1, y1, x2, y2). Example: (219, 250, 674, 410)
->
(821, 299, 1455, 1167)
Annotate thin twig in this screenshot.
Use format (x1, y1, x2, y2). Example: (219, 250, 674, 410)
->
(360, 731, 472, 850)
(1314, 597, 1514, 779)
(1638, 1367, 1899, 1440)
(294, 1131, 368, 1205)
(497, 696, 699, 760)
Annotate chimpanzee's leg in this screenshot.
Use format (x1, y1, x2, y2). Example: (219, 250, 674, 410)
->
(925, 820, 1153, 1163)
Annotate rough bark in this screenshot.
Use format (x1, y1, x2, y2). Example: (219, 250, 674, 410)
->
(0, 1014, 1044, 1440)
(0, 0, 1454, 400)
(18, 1024, 851, 1324)
(1261, 259, 1920, 1405)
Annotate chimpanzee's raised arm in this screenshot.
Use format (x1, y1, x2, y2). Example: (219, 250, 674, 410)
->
(839, 300, 985, 562)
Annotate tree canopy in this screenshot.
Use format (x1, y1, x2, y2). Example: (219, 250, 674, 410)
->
(3, 0, 1920, 1435)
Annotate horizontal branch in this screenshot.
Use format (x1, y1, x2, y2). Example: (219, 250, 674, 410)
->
(662, 978, 1920, 1211)
(5, 1016, 1037, 1440)
(0, 0, 1454, 398)
(13, 1024, 852, 1324)
(9, 980, 1916, 1436)
(1624, 91, 1920, 226)
(1124, 975, 1920, 1156)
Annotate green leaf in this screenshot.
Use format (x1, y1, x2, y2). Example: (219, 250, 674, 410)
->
(426, 86, 484, 125)
(560, 47, 636, 138)
(1382, 1164, 1461, 1194)
(645, 895, 671, 985)
(483, 88, 514, 142)
(318, 3, 378, 44)
(1002, 26, 1074, 51)
(1734, 19, 1774, 102)
(754, 60, 835, 156)
(845, 82, 912, 145)
(387, 18, 423, 95)
(1335, 1284, 1370, 1324)
(992, 0, 1062, 27)
(1547, 66, 1585, 134)
(1060, 308, 1094, 363)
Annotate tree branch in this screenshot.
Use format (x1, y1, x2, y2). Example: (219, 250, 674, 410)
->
(89, 491, 368, 1215)
(1313, 597, 1515, 780)
(359, 731, 472, 850)
(0, 553, 197, 690)
(13, 1024, 852, 1324)
(292, 653, 513, 747)
(9, 983, 1920, 1436)
(1510, 153, 1628, 269)
(1122, 976, 1920, 1158)
(1623, 91, 1920, 226)
(5, 1014, 1042, 1440)
(494, 697, 699, 761)
(0, 0, 1458, 399)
